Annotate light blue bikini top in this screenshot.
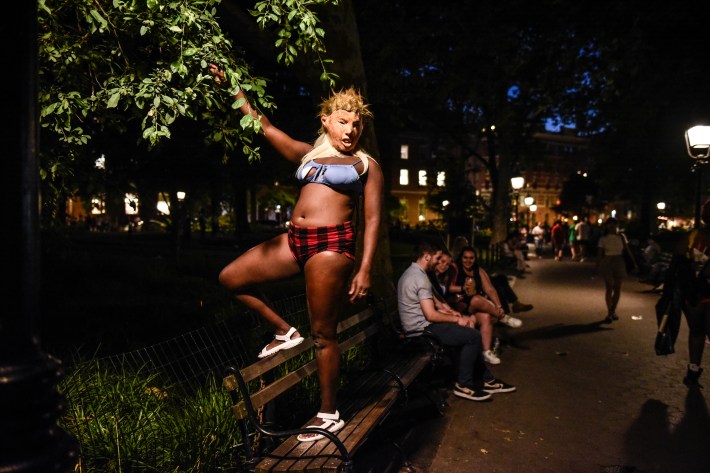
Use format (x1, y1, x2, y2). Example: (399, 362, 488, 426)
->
(296, 159, 365, 193)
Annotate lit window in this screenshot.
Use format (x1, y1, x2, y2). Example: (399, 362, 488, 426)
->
(124, 193, 139, 215)
(91, 197, 106, 215)
(399, 169, 409, 185)
(418, 170, 427, 186)
(400, 144, 409, 160)
(157, 198, 170, 215)
(437, 171, 446, 187)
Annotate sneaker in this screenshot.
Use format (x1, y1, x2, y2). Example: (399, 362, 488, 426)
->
(512, 301, 533, 313)
(482, 349, 501, 365)
(483, 378, 517, 394)
(602, 316, 613, 324)
(453, 382, 492, 401)
(683, 366, 703, 388)
(499, 314, 522, 328)
(611, 314, 619, 321)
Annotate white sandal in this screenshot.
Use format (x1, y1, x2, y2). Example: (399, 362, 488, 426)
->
(257, 327, 304, 359)
(296, 410, 345, 442)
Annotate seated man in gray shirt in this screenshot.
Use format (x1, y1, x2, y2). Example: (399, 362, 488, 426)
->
(397, 240, 516, 401)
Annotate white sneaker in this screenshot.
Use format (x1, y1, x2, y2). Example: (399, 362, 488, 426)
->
(499, 314, 522, 328)
(483, 349, 501, 365)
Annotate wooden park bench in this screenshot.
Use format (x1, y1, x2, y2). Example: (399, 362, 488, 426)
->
(222, 294, 444, 473)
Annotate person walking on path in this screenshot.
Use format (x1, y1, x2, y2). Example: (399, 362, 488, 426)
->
(551, 220, 566, 261)
(568, 220, 578, 260)
(596, 217, 631, 323)
(209, 64, 383, 441)
(397, 240, 516, 400)
(675, 199, 710, 388)
(532, 221, 545, 258)
(575, 218, 592, 262)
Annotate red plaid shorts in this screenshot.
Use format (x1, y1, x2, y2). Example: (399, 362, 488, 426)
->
(287, 221, 356, 267)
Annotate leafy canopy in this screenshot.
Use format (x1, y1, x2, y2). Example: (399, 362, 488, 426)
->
(38, 0, 339, 179)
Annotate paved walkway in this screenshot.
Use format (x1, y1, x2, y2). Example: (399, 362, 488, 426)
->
(357, 256, 710, 473)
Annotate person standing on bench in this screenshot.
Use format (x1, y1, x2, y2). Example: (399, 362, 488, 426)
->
(209, 64, 383, 442)
(397, 240, 516, 401)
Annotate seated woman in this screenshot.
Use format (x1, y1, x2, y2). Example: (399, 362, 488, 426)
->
(499, 232, 530, 275)
(448, 246, 523, 364)
(437, 247, 532, 315)
(431, 249, 458, 305)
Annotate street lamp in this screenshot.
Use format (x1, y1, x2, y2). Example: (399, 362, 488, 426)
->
(685, 125, 710, 227)
(657, 201, 666, 229)
(524, 196, 535, 228)
(510, 175, 525, 229)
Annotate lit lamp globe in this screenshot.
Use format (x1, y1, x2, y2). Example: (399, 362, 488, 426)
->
(685, 126, 710, 159)
(656, 202, 666, 211)
(529, 204, 537, 212)
(524, 196, 534, 207)
(511, 176, 525, 190)
(685, 125, 710, 228)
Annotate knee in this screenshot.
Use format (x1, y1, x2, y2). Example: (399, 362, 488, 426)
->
(218, 267, 245, 292)
(312, 331, 338, 350)
(217, 268, 230, 288)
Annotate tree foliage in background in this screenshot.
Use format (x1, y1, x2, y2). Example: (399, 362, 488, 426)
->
(355, 0, 610, 242)
(356, 0, 710, 238)
(38, 0, 339, 201)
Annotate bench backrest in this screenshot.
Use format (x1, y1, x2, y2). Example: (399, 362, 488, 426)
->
(223, 307, 378, 420)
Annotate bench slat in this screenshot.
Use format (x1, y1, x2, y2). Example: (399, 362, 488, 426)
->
(237, 308, 374, 384)
(256, 351, 432, 472)
(230, 322, 381, 419)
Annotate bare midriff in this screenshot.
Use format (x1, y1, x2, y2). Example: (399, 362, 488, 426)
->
(290, 184, 357, 228)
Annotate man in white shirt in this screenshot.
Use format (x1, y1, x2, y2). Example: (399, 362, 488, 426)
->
(575, 219, 592, 262)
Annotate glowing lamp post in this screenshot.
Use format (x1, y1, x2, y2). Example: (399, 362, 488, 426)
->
(524, 196, 535, 227)
(657, 201, 666, 229)
(685, 125, 710, 227)
(510, 175, 525, 229)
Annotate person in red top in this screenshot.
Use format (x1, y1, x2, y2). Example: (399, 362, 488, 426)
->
(550, 220, 566, 261)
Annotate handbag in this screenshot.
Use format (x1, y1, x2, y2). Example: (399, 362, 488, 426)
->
(654, 312, 674, 356)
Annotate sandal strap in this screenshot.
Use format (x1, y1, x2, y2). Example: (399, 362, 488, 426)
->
(274, 327, 297, 342)
(316, 410, 340, 421)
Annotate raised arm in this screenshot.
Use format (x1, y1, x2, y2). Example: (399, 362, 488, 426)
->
(208, 64, 312, 164)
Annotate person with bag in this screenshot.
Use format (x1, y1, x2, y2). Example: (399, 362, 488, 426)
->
(596, 217, 634, 323)
(675, 199, 710, 387)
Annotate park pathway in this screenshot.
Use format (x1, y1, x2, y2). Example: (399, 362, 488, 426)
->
(357, 255, 710, 473)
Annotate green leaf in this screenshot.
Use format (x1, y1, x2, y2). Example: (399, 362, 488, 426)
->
(107, 93, 121, 109)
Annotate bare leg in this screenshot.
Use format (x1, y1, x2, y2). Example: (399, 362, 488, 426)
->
(467, 296, 497, 350)
(218, 233, 302, 350)
(610, 279, 622, 316)
(604, 282, 614, 316)
(475, 312, 494, 351)
(303, 251, 354, 425)
(687, 304, 710, 365)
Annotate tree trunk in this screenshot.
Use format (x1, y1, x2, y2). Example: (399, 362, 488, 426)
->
(321, 0, 393, 292)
